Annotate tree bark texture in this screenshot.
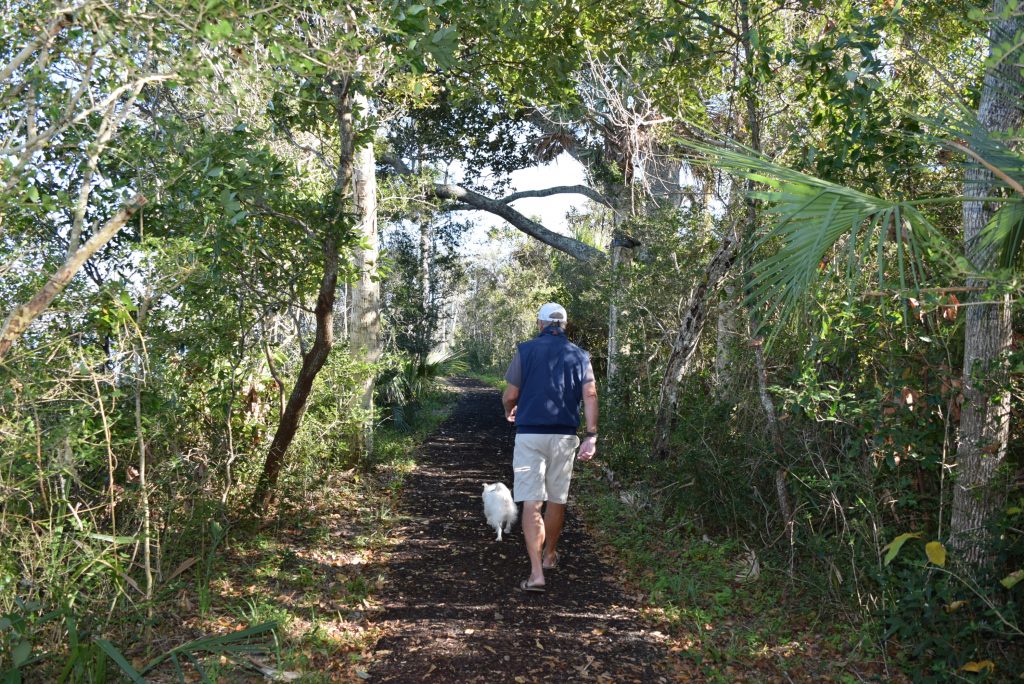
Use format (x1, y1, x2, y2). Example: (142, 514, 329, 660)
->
(0, 194, 146, 360)
(652, 236, 737, 459)
(349, 91, 381, 457)
(252, 82, 353, 509)
(949, 4, 1024, 566)
(419, 220, 431, 317)
(713, 281, 737, 399)
(606, 242, 624, 383)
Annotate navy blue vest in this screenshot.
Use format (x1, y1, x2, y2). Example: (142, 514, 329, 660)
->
(515, 327, 589, 435)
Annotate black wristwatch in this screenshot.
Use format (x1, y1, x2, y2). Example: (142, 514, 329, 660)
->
(584, 431, 597, 438)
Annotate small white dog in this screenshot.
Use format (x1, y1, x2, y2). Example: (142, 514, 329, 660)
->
(482, 482, 517, 542)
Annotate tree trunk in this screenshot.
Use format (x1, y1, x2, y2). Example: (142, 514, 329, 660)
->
(738, 0, 795, 572)
(949, 4, 1024, 567)
(605, 179, 631, 386)
(419, 220, 431, 310)
(419, 219, 432, 350)
(606, 239, 625, 383)
(349, 91, 381, 457)
(253, 240, 340, 509)
(714, 281, 737, 399)
(652, 236, 737, 458)
(251, 81, 354, 510)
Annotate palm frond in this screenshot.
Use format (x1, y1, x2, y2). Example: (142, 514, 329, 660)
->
(982, 199, 1024, 271)
(917, 106, 1024, 197)
(915, 108, 1024, 270)
(681, 141, 960, 340)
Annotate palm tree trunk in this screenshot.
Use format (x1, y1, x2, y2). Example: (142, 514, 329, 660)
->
(949, 4, 1024, 566)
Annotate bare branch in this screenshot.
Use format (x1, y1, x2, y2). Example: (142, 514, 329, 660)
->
(500, 185, 611, 207)
(0, 194, 148, 360)
(381, 153, 607, 263)
(68, 71, 143, 256)
(434, 183, 605, 263)
(0, 11, 73, 86)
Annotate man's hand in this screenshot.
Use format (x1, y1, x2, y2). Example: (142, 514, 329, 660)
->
(502, 384, 519, 423)
(578, 435, 597, 461)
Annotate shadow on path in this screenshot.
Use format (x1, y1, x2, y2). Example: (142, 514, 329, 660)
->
(369, 377, 672, 683)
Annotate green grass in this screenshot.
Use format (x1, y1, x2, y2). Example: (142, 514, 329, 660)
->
(575, 466, 886, 680)
(135, 382, 459, 682)
(466, 370, 506, 389)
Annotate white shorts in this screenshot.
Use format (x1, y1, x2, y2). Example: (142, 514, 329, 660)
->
(512, 433, 580, 504)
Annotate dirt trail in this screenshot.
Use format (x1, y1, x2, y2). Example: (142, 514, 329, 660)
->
(368, 377, 673, 682)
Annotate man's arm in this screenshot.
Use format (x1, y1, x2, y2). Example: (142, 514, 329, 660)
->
(579, 379, 598, 460)
(502, 384, 520, 423)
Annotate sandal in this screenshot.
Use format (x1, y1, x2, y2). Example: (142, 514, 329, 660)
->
(542, 551, 560, 570)
(518, 579, 546, 593)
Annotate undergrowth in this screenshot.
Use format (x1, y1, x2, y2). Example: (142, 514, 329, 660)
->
(2, 381, 456, 683)
(177, 385, 457, 682)
(575, 465, 898, 683)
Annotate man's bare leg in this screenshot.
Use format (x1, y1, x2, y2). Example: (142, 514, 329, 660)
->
(522, 500, 546, 586)
(543, 502, 566, 568)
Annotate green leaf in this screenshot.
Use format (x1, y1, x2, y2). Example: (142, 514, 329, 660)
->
(201, 19, 233, 41)
(981, 200, 1024, 270)
(680, 139, 958, 346)
(882, 532, 921, 565)
(12, 640, 31, 666)
(1000, 568, 1024, 589)
(925, 541, 946, 567)
(95, 639, 146, 683)
(26, 185, 39, 203)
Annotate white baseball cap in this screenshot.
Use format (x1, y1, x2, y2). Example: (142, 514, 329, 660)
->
(537, 302, 567, 324)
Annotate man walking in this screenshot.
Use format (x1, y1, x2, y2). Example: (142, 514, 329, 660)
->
(502, 302, 598, 592)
